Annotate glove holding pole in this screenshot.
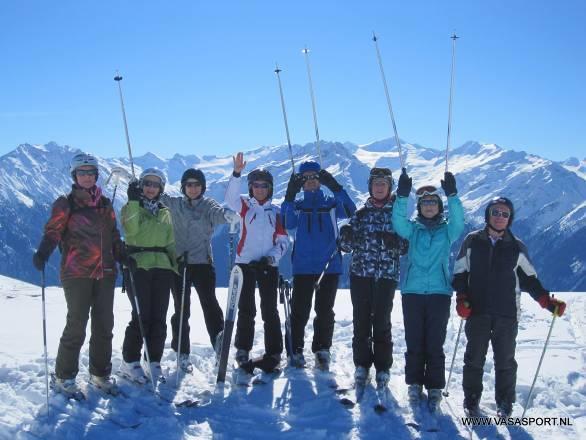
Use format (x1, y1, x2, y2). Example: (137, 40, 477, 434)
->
(285, 173, 305, 202)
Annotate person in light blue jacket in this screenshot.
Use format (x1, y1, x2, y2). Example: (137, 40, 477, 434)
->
(392, 168, 465, 413)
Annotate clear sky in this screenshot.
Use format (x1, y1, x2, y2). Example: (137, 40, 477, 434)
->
(0, 0, 584, 161)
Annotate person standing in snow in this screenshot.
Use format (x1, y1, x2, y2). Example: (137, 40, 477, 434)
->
(281, 160, 356, 370)
(119, 168, 178, 384)
(392, 168, 465, 412)
(32, 153, 124, 396)
(452, 196, 566, 418)
(224, 152, 288, 374)
(160, 168, 239, 373)
(339, 168, 408, 389)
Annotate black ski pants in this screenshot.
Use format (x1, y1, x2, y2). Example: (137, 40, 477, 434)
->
(55, 276, 115, 380)
(290, 273, 339, 354)
(350, 276, 396, 373)
(170, 264, 224, 354)
(234, 264, 283, 356)
(123, 268, 173, 363)
(402, 293, 450, 390)
(463, 314, 518, 406)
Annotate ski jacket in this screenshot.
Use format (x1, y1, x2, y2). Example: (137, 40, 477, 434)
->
(224, 175, 288, 265)
(37, 185, 123, 281)
(392, 195, 465, 295)
(341, 196, 408, 281)
(452, 228, 548, 320)
(121, 200, 178, 273)
(160, 194, 228, 265)
(281, 188, 356, 275)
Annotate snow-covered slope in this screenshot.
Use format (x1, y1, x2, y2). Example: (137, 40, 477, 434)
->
(1, 139, 585, 289)
(0, 276, 584, 439)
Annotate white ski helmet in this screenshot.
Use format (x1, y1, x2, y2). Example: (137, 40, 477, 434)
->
(139, 167, 166, 190)
(70, 153, 99, 180)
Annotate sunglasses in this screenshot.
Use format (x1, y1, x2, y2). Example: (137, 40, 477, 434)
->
(75, 169, 98, 177)
(142, 180, 161, 189)
(420, 199, 439, 206)
(185, 181, 202, 188)
(490, 209, 510, 219)
(303, 174, 319, 181)
(252, 182, 270, 189)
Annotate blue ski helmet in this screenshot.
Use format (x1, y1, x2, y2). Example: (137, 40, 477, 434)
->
(299, 161, 321, 175)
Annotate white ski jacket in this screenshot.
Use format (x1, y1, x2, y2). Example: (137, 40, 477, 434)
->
(224, 175, 288, 265)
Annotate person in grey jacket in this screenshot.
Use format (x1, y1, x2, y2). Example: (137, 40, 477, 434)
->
(160, 168, 238, 372)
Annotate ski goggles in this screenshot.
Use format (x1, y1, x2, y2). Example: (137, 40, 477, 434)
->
(252, 182, 270, 189)
(184, 180, 202, 188)
(419, 199, 439, 206)
(490, 208, 511, 219)
(75, 169, 98, 177)
(416, 185, 440, 198)
(142, 179, 162, 189)
(302, 173, 319, 182)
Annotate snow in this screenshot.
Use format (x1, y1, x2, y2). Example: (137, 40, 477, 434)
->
(0, 275, 584, 439)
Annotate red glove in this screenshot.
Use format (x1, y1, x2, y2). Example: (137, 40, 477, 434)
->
(538, 295, 566, 317)
(456, 293, 471, 319)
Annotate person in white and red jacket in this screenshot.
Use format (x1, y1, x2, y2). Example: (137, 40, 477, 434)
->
(224, 152, 289, 372)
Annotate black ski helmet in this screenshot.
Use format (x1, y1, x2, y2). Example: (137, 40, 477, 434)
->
(368, 167, 393, 197)
(181, 168, 206, 196)
(416, 185, 444, 215)
(247, 168, 273, 199)
(484, 196, 514, 226)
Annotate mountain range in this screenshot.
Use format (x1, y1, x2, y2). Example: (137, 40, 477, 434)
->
(1, 139, 584, 290)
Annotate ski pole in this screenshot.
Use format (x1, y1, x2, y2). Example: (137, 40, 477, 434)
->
(114, 72, 136, 178)
(302, 47, 323, 166)
(274, 64, 295, 174)
(176, 251, 189, 386)
(41, 267, 50, 417)
(105, 166, 132, 207)
(443, 318, 464, 397)
(314, 240, 340, 291)
(521, 313, 557, 418)
(372, 32, 404, 170)
(125, 264, 157, 395)
(444, 34, 459, 173)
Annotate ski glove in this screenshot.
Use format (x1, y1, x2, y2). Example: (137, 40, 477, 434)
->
(441, 171, 458, 196)
(538, 294, 566, 317)
(318, 169, 342, 193)
(396, 168, 412, 198)
(259, 256, 275, 266)
(456, 293, 472, 319)
(381, 231, 402, 249)
(32, 251, 47, 271)
(127, 180, 142, 201)
(285, 173, 305, 201)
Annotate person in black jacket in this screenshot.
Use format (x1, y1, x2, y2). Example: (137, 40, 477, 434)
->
(452, 197, 566, 417)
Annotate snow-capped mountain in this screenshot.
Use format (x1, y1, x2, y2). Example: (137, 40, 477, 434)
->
(1, 140, 585, 290)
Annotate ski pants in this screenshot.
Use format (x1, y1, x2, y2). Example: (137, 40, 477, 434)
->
(350, 276, 397, 373)
(402, 293, 450, 390)
(170, 264, 224, 354)
(55, 276, 115, 380)
(234, 264, 283, 356)
(463, 314, 518, 406)
(290, 273, 339, 354)
(123, 268, 173, 363)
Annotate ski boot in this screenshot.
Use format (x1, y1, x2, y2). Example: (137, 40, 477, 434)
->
(119, 360, 148, 385)
(427, 389, 443, 413)
(178, 353, 194, 373)
(314, 350, 331, 371)
(51, 374, 85, 400)
(375, 370, 390, 389)
(496, 401, 513, 418)
(89, 374, 120, 396)
(289, 352, 306, 368)
(407, 384, 423, 404)
(464, 395, 482, 417)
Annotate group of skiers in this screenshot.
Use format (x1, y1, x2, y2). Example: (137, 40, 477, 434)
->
(33, 150, 566, 418)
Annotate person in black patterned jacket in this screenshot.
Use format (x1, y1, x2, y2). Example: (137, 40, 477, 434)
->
(339, 168, 408, 389)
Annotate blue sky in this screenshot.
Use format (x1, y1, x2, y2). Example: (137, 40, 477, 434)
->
(0, 0, 584, 161)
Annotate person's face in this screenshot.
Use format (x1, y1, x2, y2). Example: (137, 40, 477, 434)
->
(420, 195, 440, 219)
(371, 178, 390, 200)
(75, 165, 98, 189)
(184, 179, 202, 200)
(488, 203, 511, 231)
(142, 176, 162, 200)
(251, 180, 270, 202)
(302, 171, 320, 192)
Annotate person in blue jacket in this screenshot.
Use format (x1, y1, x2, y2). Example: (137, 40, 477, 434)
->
(392, 168, 465, 413)
(281, 160, 356, 370)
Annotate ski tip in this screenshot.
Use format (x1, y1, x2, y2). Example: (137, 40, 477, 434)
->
(339, 398, 355, 408)
(374, 404, 387, 414)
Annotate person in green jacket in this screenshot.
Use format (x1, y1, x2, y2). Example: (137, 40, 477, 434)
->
(392, 168, 465, 413)
(119, 168, 178, 384)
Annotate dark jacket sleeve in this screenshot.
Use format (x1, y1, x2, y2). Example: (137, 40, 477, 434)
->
(452, 232, 474, 294)
(37, 196, 71, 258)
